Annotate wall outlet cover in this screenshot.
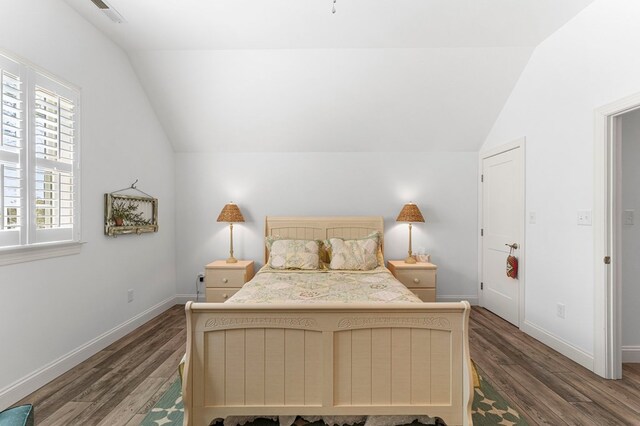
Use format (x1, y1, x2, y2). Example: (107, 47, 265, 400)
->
(577, 210, 592, 226)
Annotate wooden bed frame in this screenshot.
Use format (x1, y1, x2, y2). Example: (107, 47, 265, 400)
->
(183, 217, 473, 426)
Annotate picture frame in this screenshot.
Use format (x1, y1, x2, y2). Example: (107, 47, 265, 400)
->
(104, 193, 158, 237)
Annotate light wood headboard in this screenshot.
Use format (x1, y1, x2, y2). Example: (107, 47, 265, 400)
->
(264, 216, 384, 263)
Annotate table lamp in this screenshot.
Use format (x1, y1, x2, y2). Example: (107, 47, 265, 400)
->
(217, 202, 245, 263)
(396, 202, 425, 264)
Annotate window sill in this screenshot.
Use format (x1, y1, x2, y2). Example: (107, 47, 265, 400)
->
(0, 241, 85, 266)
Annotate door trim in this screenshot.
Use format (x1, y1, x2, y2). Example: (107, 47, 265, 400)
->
(594, 91, 640, 379)
(478, 138, 526, 328)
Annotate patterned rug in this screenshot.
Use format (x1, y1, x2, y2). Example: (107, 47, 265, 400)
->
(141, 370, 527, 426)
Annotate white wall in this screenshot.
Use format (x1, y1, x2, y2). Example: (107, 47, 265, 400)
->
(129, 47, 532, 153)
(621, 108, 640, 360)
(0, 0, 176, 407)
(175, 152, 478, 303)
(481, 0, 640, 365)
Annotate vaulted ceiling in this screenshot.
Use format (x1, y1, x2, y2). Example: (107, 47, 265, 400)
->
(64, 0, 594, 152)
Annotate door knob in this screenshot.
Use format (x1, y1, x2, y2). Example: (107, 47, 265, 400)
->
(505, 243, 519, 250)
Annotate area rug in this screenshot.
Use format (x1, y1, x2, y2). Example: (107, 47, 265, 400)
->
(141, 372, 527, 426)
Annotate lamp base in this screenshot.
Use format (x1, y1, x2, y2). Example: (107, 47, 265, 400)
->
(404, 256, 417, 264)
(226, 257, 238, 264)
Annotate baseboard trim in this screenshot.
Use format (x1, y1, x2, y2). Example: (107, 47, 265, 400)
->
(622, 346, 640, 363)
(0, 295, 177, 410)
(521, 320, 594, 370)
(176, 293, 198, 304)
(437, 295, 479, 305)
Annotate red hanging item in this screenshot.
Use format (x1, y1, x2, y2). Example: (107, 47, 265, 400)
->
(506, 244, 518, 279)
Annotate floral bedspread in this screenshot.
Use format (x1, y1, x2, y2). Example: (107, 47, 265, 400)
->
(226, 266, 422, 304)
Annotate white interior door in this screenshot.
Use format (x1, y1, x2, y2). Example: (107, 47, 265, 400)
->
(481, 145, 523, 326)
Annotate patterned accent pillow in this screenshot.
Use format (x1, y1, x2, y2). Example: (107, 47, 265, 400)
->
(376, 236, 385, 266)
(326, 232, 380, 271)
(267, 238, 321, 270)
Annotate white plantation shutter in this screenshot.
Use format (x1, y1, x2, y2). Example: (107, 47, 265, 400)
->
(0, 52, 80, 251)
(32, 75, 79, 244)
(1, 164, 21, 229)
(0, 56, 24, 247)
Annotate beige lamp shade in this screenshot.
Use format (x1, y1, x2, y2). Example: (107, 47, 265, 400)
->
(217, 203, 245, 223)
(396, 202, 425, 223)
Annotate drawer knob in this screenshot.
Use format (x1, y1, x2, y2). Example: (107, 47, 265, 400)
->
(223, 294, 228, 299)
(222, 278, 228, 283)
(413, 278, 420, 284)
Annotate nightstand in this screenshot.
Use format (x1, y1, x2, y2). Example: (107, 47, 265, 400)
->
(387, 260, 437, 302)
(204, 260, 255, 302)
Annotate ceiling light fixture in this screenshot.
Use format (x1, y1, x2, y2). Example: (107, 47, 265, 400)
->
(89, 0, 126, 23)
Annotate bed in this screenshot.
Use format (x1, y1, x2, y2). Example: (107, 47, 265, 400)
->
(182, 216, 473, 426)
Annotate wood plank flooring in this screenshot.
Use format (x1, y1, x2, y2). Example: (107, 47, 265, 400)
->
(13, 305, 640, 425)
(470, 307, 640, 426)
(15, 305, 186, 426)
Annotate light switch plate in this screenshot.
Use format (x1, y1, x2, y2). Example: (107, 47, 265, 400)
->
(529, 211, 537, 224)
(557, 303, 566, 319)
(577, 210, 592, 226)
(624, 209, 635, 226)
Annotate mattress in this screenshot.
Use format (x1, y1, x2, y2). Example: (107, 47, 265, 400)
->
(226, 266, 422, 304)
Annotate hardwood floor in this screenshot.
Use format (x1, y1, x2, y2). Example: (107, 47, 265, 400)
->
(15, 305, 186, 426)
(470, 307, 640, 426)
(14, 305, 640, 425)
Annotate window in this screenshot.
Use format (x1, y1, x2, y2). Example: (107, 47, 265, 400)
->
(0, 52, 80, 258)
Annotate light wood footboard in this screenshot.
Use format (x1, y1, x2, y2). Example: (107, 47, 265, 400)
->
(183, 302, 473, 426)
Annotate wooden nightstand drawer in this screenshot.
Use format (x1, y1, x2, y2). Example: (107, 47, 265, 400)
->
(204, 260, 254, 289)
(205, 269, 247, 288)
(206, 288, 239, 303)
(387, 260, 438, 302)
(411, 288, 436, 302)
(392, 269, 436, 288)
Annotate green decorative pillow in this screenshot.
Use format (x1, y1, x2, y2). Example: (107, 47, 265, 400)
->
(267, 238, 321, 270)
(0, 404, 34, 426)
(326, 232, 380, 271)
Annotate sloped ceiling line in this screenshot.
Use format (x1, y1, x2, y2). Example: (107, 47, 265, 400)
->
(63, 0, 594, 152)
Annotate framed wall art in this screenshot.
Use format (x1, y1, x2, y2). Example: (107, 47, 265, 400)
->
(104, 180, 158, 237)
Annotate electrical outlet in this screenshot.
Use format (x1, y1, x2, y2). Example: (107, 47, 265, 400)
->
(127, 289, 134, 303)
(557, 303, 565, 319)
(577, 210, 592, 226)
(198, 274, 204, 283)
(624, 210, 635, 226)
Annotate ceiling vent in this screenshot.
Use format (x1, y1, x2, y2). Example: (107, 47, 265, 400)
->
(89, 0, 126, 23)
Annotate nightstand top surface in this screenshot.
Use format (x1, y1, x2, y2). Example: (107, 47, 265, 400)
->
(206, 260, 254, 269)
(387, 260, 437, 269)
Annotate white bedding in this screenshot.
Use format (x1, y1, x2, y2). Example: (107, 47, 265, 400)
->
(226, 266, 422, 304)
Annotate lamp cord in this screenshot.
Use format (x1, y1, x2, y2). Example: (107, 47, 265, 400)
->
(195, 274, 200, 302)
